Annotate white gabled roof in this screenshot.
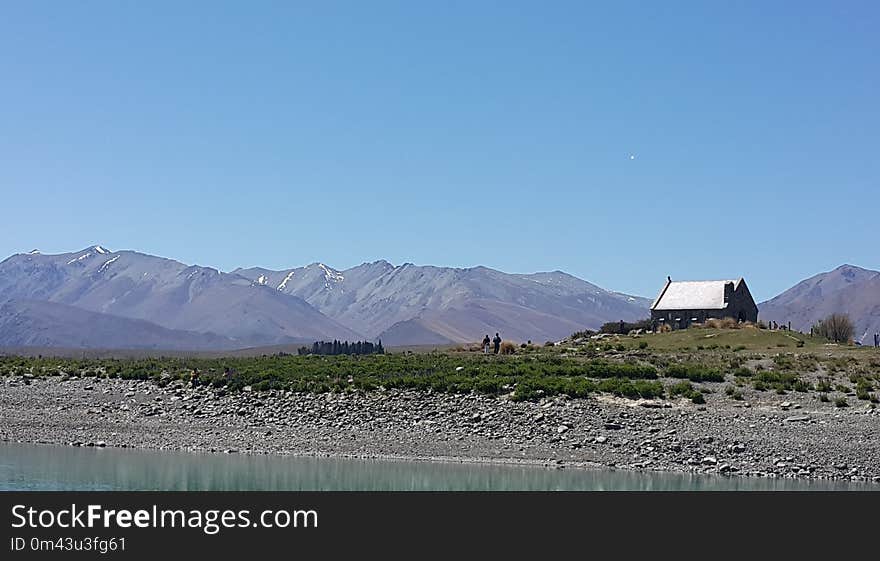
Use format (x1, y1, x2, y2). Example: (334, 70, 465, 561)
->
(651, 279, 741, 311)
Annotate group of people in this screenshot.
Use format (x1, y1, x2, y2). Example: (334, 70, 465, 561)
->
(482, 333, 502, 354)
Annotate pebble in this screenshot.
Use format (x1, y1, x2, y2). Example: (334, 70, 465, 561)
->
(2, 375, 878, 484)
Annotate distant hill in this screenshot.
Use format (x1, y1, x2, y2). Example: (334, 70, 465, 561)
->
(759, 264, 880, 344)
(0, 299, 239, 350)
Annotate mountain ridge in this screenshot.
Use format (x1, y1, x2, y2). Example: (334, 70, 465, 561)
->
(1, 245, 652, 349)
(232, 260, 651, 345)
(0, 246, 360, 347)
(5, 245, 876, 350)
(758, 264, 880, 344)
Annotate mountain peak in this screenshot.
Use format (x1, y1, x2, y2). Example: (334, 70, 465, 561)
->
(825, 264, 878, 282)
(759, 263, 880, 344)
(77, 245, 111, 255)
(0, 245, 657, 349)
(833, 263, 870, 274)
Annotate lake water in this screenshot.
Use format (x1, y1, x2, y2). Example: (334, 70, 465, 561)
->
(0, 443, 871, 491)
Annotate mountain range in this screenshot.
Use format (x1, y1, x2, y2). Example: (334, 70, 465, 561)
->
(758, 264, 880, 345)
(0, 246, 358, 349)
(0, 246, 650, 350)
(1, 247, 877, 350)
(233, 262, 650, 345)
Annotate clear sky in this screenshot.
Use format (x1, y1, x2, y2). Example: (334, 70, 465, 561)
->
(1, 1, 877, 301)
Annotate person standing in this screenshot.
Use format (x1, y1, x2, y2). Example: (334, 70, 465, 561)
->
(874, 332, 879, 348)
(493, 332, 502, 354)
(482, 334, 491, 354)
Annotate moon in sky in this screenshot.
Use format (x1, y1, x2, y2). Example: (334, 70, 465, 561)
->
(629, 154, 636, 160)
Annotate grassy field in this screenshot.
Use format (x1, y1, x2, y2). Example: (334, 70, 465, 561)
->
(587, 327, 825, 352)
(3, 327, 878, 405)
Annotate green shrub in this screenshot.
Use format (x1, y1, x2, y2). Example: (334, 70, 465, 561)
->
(793, 380, 812, 392)
(834, 396, 848, 408)
(753, 370, 805, 392)
(724, 385, 744, 401)
(669, 381, 704, 403)
(665, 364, 724, 383)
(599, 319, 652, 334)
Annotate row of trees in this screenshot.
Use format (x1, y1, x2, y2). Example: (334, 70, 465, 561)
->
(297, 340, 385, 356)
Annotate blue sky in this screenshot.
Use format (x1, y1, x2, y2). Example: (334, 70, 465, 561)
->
(1, 1, 877, 301)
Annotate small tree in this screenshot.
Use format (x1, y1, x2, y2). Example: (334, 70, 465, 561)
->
(812, 313, 854, 343)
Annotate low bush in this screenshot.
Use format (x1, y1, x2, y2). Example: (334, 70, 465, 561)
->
(1, 354, 663, 403)
(752, 370, 805, 392)
(599, 319, 652, 334)
(665, 364, 724, 383)
(813, 314, 854, 344)
(703, 318, 738, 330)
(668, 381, 705, 403)
(729, 366, 753, 378)
(724, 385, 744, 400)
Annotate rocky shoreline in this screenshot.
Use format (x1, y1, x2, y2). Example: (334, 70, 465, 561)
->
(2, 375, 879, 484)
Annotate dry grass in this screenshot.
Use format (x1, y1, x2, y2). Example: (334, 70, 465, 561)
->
(692, 318, 763, 330)
(452, 343, 485, 353)
(500, 341, 517, 355)
(703, 318, 739, 330)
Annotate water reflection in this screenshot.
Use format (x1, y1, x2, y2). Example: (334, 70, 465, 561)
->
(0, 443, 870, 491)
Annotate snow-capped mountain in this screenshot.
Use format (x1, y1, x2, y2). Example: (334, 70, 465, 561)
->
(0, 245, 653, 350)
(0, 246, 359, 348)
(234, 262, 652, 345)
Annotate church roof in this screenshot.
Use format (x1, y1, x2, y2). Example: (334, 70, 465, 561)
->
(650, 279, 744, 311)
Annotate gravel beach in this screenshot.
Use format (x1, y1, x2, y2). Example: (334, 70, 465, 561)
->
(2, 375, 879, 483)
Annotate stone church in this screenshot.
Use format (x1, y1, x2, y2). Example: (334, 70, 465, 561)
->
(650, 276, 758, 330)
